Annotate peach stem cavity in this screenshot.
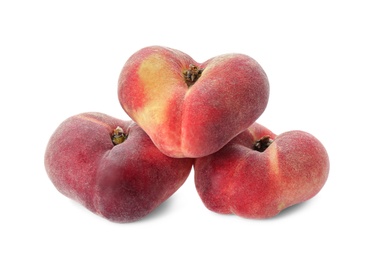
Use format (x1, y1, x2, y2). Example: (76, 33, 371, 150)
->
(183, 64, 203, 87)
(112, 126, 127, 145)
(253, 136, 274, 152)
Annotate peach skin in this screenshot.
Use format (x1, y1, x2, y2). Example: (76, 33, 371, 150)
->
(194, 122, 329, 219)
(44, 112, 193, 223)
(118, 46, 269, 158)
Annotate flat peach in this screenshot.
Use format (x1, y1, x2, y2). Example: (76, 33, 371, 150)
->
(194, 123, 329, 219)
(118, 46, 269, 158)
(44, 112, 193, 222)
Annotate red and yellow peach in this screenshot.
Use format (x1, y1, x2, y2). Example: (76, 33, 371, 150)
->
(118, 46, 269, 158)
(194, 123, 329, 219)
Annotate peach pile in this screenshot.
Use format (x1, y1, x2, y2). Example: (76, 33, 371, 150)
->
(44, 45, 329, 222)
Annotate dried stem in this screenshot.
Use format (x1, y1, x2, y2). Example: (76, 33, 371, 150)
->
(253, 136, 273, 152)
(183, 64, 203, 87)
(112, 126, 127, 145)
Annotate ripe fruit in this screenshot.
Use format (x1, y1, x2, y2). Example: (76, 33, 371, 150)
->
(118, 45, 269, 158)
(44, 112, 193, 223)
(194, 122, 329, 219)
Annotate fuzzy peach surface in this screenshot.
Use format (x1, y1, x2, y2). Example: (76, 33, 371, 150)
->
(44, 112, 193, 223)
(194, 123, 330, 219)
(118, 46, 269, 158)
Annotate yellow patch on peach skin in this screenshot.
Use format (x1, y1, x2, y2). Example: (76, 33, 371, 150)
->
(266, 142, 285, 211)
(267, 143, 287, 212)
(267, 143, 280, 177)
(134, 53, 181, 127)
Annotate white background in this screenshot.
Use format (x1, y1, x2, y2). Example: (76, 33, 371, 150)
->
(1, 1, 374, 259)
